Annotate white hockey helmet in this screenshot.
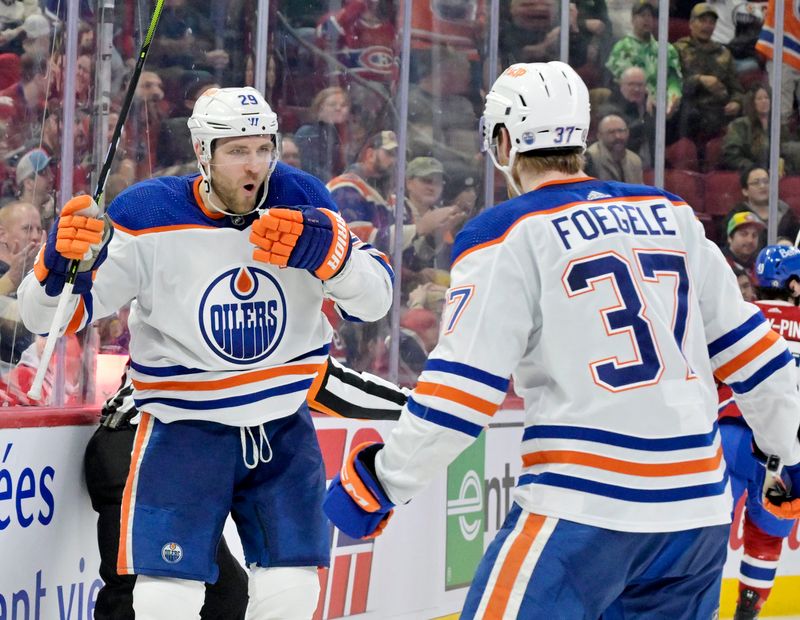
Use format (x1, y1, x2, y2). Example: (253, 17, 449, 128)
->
(189, 86, 279, 162)
(188, 87, 280, 215)
(481, 62, 590, 194)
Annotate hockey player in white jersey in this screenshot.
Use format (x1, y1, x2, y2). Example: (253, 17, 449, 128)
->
(324, 62, 800, 619)
(16, 87, 393, 620)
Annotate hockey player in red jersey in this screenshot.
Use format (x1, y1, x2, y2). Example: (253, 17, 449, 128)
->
(323, 62, 800, 619)
(719, 244, 800, 620)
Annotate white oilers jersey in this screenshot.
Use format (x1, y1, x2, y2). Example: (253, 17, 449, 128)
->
(18, 166, 393, 426)
(376, 177, 800, 533)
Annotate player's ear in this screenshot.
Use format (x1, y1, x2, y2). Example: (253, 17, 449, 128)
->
(497, 127, 512, 160)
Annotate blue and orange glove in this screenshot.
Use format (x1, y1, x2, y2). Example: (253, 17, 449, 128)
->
(250, 206, 353, 280)
(34, 195, 112, 296)
(323, 442, 395, 539)
(762, 457, 800, 520)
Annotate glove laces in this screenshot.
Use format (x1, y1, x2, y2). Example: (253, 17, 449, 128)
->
(240, 423, 274, 470)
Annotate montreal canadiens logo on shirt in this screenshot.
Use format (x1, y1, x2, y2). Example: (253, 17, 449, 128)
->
(198, 266, 287, 364)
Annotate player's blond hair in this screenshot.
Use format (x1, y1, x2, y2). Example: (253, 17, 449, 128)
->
(515, 149, 584, 176)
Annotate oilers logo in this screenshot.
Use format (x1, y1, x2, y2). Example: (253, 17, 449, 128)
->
(161, 542, 183, 564)
(199, 266, 287, 364)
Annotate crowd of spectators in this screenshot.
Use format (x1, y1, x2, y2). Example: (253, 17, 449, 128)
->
(0, 0, 797, 404)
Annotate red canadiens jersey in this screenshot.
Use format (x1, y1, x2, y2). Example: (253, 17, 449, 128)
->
(718, 300, 800, 420)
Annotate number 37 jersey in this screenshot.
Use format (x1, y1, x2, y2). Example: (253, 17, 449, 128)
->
(377, 177, 800, 533)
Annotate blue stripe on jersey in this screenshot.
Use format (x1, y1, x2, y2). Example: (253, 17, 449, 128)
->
(286, 344, 330, 363)
(707, 311, 764, 358)
(130, 360, 200, 377)
(132, 345, 329, 377)
(729, 350, 794, 393)
(518, 472, 728, 502)
(423, 359, 509, 392)
(450, 178, 674, 264)
(366, 250, 394, 284)
(83, 291, 94, 328)
(134, 378, 313, 410)
(522, 423, 718, 451)
(406, 396, 485, 437)
(740, 562, 777, 582)
(337, 307, 364, 323)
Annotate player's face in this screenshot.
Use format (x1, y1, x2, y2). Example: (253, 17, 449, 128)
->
(210, 136, 276, 214)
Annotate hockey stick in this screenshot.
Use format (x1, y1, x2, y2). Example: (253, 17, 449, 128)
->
(28, 0, 165, 400)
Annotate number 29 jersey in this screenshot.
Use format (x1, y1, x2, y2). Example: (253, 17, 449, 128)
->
(376, 177, 800, 533)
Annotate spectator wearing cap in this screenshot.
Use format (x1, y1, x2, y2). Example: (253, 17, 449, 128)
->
(722, 210, 767, 279)
(0, 53, 49, 149)
(606, 1, 682, 119)
(327, 130, 398, 253)
(585, 114, 643, 183)
(674, 3, 744, 142)
(14, 147, 54, 228)
(722, 166, 793, 245)
(404, 156, 468, 273)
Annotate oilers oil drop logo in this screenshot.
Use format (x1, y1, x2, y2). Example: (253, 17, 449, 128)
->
(199, 266, 286, 364)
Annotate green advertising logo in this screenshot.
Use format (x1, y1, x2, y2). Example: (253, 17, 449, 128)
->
(445, 433, 485, 590)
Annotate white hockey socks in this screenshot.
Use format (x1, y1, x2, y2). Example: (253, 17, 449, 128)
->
(246, 566, 320, 620)
(132, 575, 205, 619)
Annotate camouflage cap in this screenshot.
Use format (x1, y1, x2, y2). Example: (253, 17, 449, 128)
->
(690, 2, 718, 19)
(407, 157, 445, 179)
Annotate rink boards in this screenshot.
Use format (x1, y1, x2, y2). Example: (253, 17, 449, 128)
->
(0, 409, 797, 619)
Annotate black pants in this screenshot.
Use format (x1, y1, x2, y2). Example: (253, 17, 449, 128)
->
(84, 424, 249, 619)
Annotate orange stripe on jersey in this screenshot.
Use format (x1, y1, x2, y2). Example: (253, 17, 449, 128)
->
(522, 446, 723, 476)
(483, 513, 547, 619)
(451, 195, 688, 268)
(112, 221, 217, 236)
(714, 329, 780, 382)
(64, 296, 85, 335)
(132, 363, 321, 392)
(415, 381, 499, 416)
(117, 412, 154, 575)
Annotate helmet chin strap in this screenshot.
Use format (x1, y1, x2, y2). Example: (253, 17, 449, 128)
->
(196, 159, 271, 217)
(488, 147, 522, 198)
